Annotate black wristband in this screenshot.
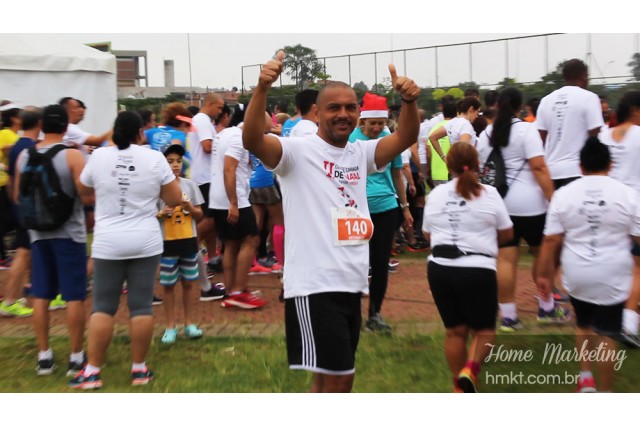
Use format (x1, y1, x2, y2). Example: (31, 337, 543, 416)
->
(401, 98, 416, 104)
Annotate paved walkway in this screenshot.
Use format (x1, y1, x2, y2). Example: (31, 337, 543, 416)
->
(0, 254, 571, 338)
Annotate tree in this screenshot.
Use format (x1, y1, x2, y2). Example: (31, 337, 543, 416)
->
(279, 44, 324, 90)
(431, 88, 447, 100)
(540, 60, 568, 89)
(446, 88, 464, 99)
(627, 52, 640, 81)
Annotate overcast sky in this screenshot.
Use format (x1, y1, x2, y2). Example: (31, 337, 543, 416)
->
(34, 33, 637, 91)
(5, 1, 639, 92)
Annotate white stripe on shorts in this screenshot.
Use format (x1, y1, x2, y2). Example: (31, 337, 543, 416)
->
(294, 296, 316, 369)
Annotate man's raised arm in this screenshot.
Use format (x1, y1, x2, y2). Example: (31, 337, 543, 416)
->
(242, 50, 285, 169)
(375, 64, 421, 168)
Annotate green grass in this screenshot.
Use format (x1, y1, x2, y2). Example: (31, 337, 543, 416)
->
(1, 333, 638, 392)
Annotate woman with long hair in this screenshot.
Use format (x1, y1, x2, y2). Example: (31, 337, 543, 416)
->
(476, 87, 557, 331)
(70, 111, 181, 389)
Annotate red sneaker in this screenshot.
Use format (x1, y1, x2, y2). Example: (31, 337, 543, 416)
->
(270, 263, 283, 273)
(249, 264, 272, 275)
(576, 376, 597, 393)
(221, 291, 267, 309)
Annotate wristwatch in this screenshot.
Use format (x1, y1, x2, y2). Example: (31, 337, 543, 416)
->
(400, 203, 410, 209)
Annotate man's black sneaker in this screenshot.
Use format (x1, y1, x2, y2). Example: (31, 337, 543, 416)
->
(152, 295, 164, 306)
(36, 358, 56, 376)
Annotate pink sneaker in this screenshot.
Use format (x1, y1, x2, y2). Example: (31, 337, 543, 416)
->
(221, 291, 267, 309)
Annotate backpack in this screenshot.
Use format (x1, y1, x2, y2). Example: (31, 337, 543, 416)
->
(18, 144, 75, 231)
(479, 120, 526, 198)
(479, 146, 509, 197)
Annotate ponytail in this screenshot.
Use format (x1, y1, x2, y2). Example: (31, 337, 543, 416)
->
(490, 87, 522, 148)
(448, 143, 482, 200)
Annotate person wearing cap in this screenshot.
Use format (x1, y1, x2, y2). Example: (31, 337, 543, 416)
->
(243, 51, 420, 393)
(156, 143, 207, 344)
(288, 89, 319, 137)
(145, 102, 193, 176)
(13, 105, 93, 378)
(70, 111, 181, 390)
(0, 102, 22, 267)
(349, 92, 413, 333)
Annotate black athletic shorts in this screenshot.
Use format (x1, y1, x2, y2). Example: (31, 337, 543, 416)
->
(249, 186, 281, 206)
(570, 296, 624, 336)
(552, 176, 580, 190)
(427, 261, 498, 330)
(210, 207, 259, 241)
(13, 226, 31, 250)
(198, 183, 211, 216)
(407, 172, 426, 204)
(501, 214, 546, 248)
(285, 292, 362, 375)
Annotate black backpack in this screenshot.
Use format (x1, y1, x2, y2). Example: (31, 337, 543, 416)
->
(479, 146, 509, 197)
(479, 121, 526, 198)
(18, 144, 75, 231)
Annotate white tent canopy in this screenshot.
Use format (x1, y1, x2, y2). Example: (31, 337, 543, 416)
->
(0, 34, 117, 134)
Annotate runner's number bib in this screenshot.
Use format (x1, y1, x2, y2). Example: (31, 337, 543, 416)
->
(331, 207, 374, 246)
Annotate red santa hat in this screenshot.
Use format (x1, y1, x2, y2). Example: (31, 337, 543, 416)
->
(359, 92, 388, 119)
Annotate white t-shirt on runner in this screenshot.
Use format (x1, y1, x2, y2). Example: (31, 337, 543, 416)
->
(273, 134, 382, 298)
(598, 125, 640, 194)
(477, 120, 548, 216)
(544, 175, 640, 305)
(423, 179, 513, 271)
(444, 117, 477, 146)
(417, 120, 431, 164)
(536, 86, 604, 180)
(79, 145, 175, 260)
(209, 126, 251, 210)
(289, 119, 318, 138)
(63, 123, 90, 146)
(189, 112, 216, 185)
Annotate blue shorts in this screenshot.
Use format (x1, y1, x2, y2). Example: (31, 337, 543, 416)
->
(31, 238, 87, 301)
(160, 253, 199, 286)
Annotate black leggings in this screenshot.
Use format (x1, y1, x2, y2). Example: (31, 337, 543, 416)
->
(368, 207, 401, 317)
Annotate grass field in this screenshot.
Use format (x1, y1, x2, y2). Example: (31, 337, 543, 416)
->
(1, 332, 638, 393)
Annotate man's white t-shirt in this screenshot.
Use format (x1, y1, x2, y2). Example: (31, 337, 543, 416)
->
(599, 125, 640, 194)
(189, 112, 216, 186)
(209, 126, 251, 209)
(536, 86, 604, 180)
(63, 123, 90, 146)
(444, 117, 477, 146)
(79, 145, 175, 259)
(544, 175, 640, 305)
(417, 120, 431, 164)
(289, 119, 318, 138)
(477, 120, 548, 216)
(423, 180, 513, 271)
(273, 134, 382, 298)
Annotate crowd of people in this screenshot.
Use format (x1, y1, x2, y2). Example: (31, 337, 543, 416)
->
(1, 54, 639, 393)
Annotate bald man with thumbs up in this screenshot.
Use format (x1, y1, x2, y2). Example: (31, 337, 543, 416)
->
(243, 51, 420, 392)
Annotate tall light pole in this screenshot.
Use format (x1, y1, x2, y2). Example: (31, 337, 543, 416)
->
(187, 33, 193, 104)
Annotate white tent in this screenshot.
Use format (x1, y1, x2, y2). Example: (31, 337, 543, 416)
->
(0, 34, 117, 134)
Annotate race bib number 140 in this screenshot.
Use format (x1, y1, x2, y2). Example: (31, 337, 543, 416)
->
(331, 207, 374, 246)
